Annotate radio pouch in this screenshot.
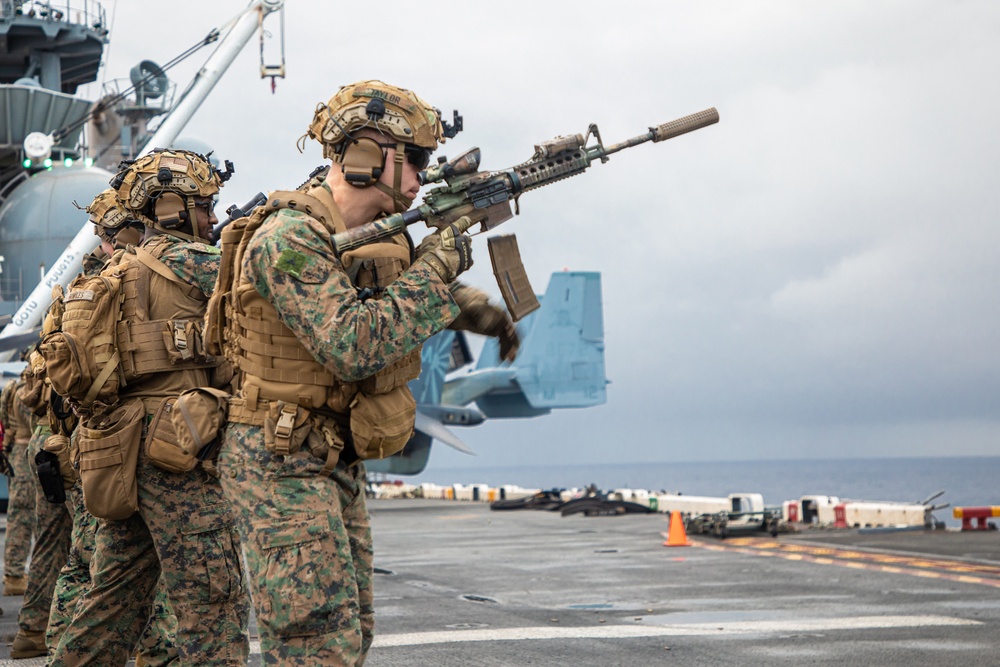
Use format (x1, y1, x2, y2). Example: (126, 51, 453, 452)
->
(77, 398, 144, 520)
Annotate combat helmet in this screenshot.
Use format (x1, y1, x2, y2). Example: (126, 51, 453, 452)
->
(110, 148, 233, 243)
(304, 79, 461, 212)
(82, 188, 143, 249)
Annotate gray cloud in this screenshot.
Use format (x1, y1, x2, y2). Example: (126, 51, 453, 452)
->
(88, 0, 1000, 466)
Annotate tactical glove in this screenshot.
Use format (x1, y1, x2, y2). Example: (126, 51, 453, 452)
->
(416, 221, 473, 283)
(449, 283, 520, 363)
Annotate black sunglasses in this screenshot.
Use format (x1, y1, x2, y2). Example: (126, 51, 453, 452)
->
(377, 142, 433, 170)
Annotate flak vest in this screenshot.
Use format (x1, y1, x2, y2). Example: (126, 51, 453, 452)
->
(215, 183, 421, 463)
(116, 235, 219, 415)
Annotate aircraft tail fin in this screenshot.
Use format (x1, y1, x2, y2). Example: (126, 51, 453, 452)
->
(477, 271, 607, 414)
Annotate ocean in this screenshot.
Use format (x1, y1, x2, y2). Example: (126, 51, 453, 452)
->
(402, 456, 1000, 528)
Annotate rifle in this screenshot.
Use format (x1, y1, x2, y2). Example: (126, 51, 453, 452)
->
(209, 192, 268, 244)
(330, 107, 719, 319)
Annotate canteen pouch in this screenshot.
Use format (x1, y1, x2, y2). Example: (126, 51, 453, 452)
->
(42, 433, 77, 489)
(349, 386, 416, 460)
(146, 397, 197, 474)
(77, 398, 144, 520)
(263, 402, 311, 456)
(171, 387, 230, 462)
(35, 449, 66, 504)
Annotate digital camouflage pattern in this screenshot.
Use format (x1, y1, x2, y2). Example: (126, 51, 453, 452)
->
(219, 200, 458, 664)
(48, 480, 179, 664)
(157, 237, 222, 297)
(49, 236, 250, 666)
(219, 424, 373, 664)
(18, 424, 72, 635)
(244, 205, 458, 381)
(4, 381, 36, 579)
(50, 457, 248, 666)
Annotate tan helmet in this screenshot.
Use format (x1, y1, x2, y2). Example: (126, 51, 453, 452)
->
(304, 80, 460, 213)
(307, 80, 447, 154)
(84, 188, 142, 248)
(111, 148, 233, 243)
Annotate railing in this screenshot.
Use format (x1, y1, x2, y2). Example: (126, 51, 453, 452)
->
(0, 1, 108, 35)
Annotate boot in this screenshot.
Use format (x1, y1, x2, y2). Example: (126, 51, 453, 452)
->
(3, 574, 27, 596)
(10, 629, 47, 659)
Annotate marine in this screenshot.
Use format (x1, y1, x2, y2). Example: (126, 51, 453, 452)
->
(213, 79, 517, 665)
(0, 370, 35, 599)
(10, 343, 72, 658)
(48, 150, 250, 667)
(44, 189, 180, 665)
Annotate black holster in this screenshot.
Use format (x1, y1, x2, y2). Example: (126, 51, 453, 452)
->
(35, 450, 66, 504)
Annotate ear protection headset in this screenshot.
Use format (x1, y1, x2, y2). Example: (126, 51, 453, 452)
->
(338, 137, 385, 187)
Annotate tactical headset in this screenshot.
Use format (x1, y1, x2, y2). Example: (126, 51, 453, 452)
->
(333, 98, 435, 212)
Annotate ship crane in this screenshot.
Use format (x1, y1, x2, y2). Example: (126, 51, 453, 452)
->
(0, 0, 285, 360)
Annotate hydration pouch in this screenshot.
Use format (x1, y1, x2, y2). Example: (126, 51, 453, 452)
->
(349, 386, 416, 460)
(146, 397, 196, 474)
(77, 398, 144, 520)
(171, 387, 230, 462)
(35, 449, 66, 504)
(42, 433, 77, 489)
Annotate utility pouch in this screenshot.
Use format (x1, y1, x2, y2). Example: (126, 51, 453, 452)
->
(146, 397, 196, 474)
(42, 433, 77, 489)
(35, 449, 66, 504)
(77, 398, 144, 520)
(349, 386, 416, 460)
(171, 387, 230, 462)
(263, 402, 311, 456)
(162, 320, 210, 365)
(304, 415, 345, 476)
(17, 367, 46, 417)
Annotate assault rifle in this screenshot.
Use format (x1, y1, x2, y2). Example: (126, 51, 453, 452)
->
(330, 108, 719, 319)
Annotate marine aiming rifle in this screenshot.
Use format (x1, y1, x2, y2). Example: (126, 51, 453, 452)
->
(329, 107, 719, 319)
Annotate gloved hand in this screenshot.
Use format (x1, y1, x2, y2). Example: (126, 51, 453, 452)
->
(416, 221, 473, 283)
(449, 284, 520, 363)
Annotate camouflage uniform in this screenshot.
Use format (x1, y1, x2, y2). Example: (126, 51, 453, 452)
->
(2, 378, 36, 585)
(46, 245, 180, 664)
(218, 198, 459, 664)
(18, 422, 72, 638)
(50, 234, 250, 667)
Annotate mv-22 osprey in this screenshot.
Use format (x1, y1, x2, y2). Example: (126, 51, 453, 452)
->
(0, 1, 611, 480)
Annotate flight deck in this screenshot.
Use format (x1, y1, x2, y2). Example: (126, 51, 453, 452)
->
(1, 498, 997, 666)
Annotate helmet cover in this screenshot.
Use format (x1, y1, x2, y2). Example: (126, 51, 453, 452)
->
(111, 148, 229, 241)
(307, 80, 445, 157)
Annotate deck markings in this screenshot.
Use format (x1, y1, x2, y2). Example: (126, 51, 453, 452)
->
(372, 615, 978, 647)
(0, 615, 980, 662)
(690, 537, 1000, 588)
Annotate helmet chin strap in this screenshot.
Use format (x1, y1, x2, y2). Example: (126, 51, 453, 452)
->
(372, 141, 412, 213)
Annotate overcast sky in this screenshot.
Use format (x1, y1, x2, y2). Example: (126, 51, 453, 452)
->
(84, 1, 1000, 468)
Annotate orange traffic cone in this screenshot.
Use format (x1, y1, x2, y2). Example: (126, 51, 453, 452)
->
(663, 511, 691, 547)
